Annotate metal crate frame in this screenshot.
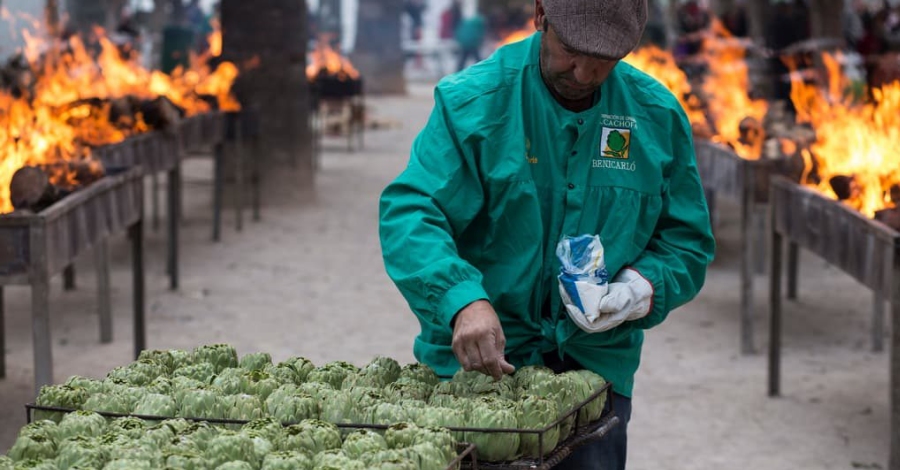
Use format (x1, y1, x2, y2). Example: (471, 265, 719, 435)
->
(767, 176, 900, 469)
(0, 168, 146, 394)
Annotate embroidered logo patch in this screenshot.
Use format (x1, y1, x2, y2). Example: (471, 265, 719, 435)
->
(600, 128, 631, 159)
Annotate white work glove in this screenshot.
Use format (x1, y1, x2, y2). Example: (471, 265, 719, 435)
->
(563, 268, 654, 334)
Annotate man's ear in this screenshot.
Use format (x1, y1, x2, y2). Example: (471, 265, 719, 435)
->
(534, 0, 546, 31)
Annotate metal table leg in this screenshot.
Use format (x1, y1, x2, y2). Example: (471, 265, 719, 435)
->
(890, 259, 900, 470)
(740, 189, 756, 355)
(167, 166, 180, 290)
(252, 133, 261, 222)
(96, 239, 112, 343)
(31, 225, 53, 395)
(130, 219, 146, 359)
(768, 228, 784, 397)
(151, 173, 160, 231)
(63, 265, 76, 291)
(235, 123, 244, 232)
(786, 242, 799, 300)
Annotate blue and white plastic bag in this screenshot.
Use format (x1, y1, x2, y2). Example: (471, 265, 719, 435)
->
(556, 235, 610, 323)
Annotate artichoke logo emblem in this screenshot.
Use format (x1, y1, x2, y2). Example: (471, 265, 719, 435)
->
(601, 128, 631, 159)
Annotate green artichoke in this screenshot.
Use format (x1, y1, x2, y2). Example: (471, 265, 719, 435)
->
(173, 363, 217, 385)
(398, 363, 440, 387)
(265, 389, 318, 424)
(413, 406, 466, 442)
(221, 394, 265, 424)
(162, 449, 207, 470)
(516, 394, 560, 458)
(239, 352, 273, 371)
(366, 402, 410, 426)
(63, 376, 105, 395)
(241, 418, 284, 444)
(137, 349, 179, 374)
(317, 389, 354, 424)
(105, 441, 162, 466)
(81, 393, 131, 416)
(214, 461, 254, 470)
(530, 374, 578, 439)
(513, 365, 555, 393)
(34, 384, 88, 422)
(55, 436, 108, 469)
(13, 420, 59, 445)
(181, 421, 221, 450)
(140, 422, 177, 449)
(264, 364, 301, 386)
(341, 430, 388, 459)
(133, 393, 177, 418)
(281, 420, 341, 455)
(385, 377, 433, 403)
(465, 397, 520, 462)
(281, 357, 315, 383)
(239, 370, 280, 400)
(171, 376, 207, 406)
(295, 382, 335, 402)
(106, 417, 146, 440)
(106, 384, 149, 412)
(7, 432, 56, 462)
(575, 369, 608, 423)
(260, 451, 312, 470)
(160, 418, 194, 436)
(107, 359, 166, 387)
(8, 459, 57, 470)
(178, 388, 222, 420)
(362, 356, 402, 383)
(204, 431, 256, 469)
(192, 344, 239, 373)
(146, 376, 173, 395)
(242, 430, 276, 465)
(368, 456, 418, 470)
(102, 458, 153, 470)
(306, 361, 358, 389)
(560, 371, 594, 429)
(470, 374, 517, 401)
(398, 442, 451, 470)
(312, 450, 365, 470)
(0, 456, 12, 470)
(57, 411, 107, 440)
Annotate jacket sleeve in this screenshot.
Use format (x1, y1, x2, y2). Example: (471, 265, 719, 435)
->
(629, 111, 716, 330)
(379, 88, 489, 328)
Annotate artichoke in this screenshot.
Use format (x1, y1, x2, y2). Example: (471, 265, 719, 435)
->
(102, 458, 153, 470)
(146, 376, 173, 395)
(137, 349, 179, 374)
(204, 431, 256, 469)
(465, 397, 520, 462)
(215, 461, 254, 470)
(178, 388, 223, 420)
(106, 417, 146, 440)
(316, 389, 354, 424)
(168, 349, 195, 371)
(384, 422, 421, 449)
(398, 363, 440, 387)
(384, 377, 433, 402)
(361, 356, 402, 383)
(260, 451, 312, 470)
(81, 393, 132, 416)
(470, 374, 517, 401)
(243, 430, 276, 465)
(396, 442, 452, 470)
(107, 359, 166, 387)
(0, 456, 11, 470)
(239, 370, 280, 400)
(306, 361, 358, 389)
(105, 441, 162, 466)
(192, 344, 239, 373)
(13, 420, 59, 445)
(162, 449, 207, 470)
(241, 418, 285, 444)
(221, 393, 265, 424)
(281, 357, 315, 383)
(513, 365, 555, 393)
(560, 370, 594, 429)
(181, 421, 221, 450)
(140, 422, 177, 449)
(57, 411, 107, 440)
(105, 384, 149, 412)
(7, 432, 56, 462)
(133, 393, 177, 418)
(171, 376, 208, 406)
(368, 456, 418, 470)
(312, 450, 365, 470)
(516, 394, 560, 458)
(160, 418, 194, 436)
(10, 459, 57, 470)
(63, 376, 105, 395)
(34, 384, 88, 422)
(414, 406, 466, 442)
(173, 363, 217, 385)
(530, 374, 578, 439)
(264, 364, 301, 386)
(239, 352, 273, 371)
(341, 430, 388, 459)
(55, 436, 108, 469)
(295, 382, 335, 402)
(281, 420, 341, 455)
(341, 372, 385, 389)
(265, 389, 318, 424)
(366, 402, 411, 426)
(575, 369, 608, 423)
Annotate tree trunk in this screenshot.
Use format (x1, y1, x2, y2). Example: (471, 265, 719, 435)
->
(808, 0, 844, 39)
(222, 0, 312, 175)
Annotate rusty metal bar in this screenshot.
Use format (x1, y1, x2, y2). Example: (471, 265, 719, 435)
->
(768, 211, 783, 397)
(96, 240, 112, 344)
(786, 242, 799, 300)
(131, 217, 145, 358)
(167, 166, 180, 290)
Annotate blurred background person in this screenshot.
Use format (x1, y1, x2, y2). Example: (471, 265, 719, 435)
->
(455, 8, 486, 72)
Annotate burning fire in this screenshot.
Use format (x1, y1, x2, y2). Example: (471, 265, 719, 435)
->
(306, 36, 359, 81)
(0, 12, 241, 213)
(622, 45, 707, 128)
(787, 53, 900, 218)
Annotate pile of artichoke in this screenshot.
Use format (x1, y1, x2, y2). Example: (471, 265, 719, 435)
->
(17, 344, 609, 463)
(1, 413, 455, 469)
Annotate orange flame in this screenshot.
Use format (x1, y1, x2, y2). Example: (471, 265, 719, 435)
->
(787, 52, 900, 218)
(0, 13, 242, 213)
(622, 45, 708, 127)
(306, 35, 359, 81)
(499, 22, 535, 46)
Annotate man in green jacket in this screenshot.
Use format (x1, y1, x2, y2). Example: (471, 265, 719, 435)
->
(379, 0, 715, 468)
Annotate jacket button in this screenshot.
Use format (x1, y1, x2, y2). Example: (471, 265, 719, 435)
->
(577, 119, 584, 125)
(571, 150, 578, 156)
(568, 183, 575, 190)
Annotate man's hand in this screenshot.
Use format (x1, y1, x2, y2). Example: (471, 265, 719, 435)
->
(451, 300, 515, 381)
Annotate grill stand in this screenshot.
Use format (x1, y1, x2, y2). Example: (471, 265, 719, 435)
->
(0, 168, 146, 394)
(766, 176, 898, 468)
(211, 111, 259, 242)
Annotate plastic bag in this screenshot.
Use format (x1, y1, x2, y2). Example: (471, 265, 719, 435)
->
(556, 235, 610, 323)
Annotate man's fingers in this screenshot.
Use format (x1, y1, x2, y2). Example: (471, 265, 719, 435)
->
(499, 356, 516, 375)
(477, 337, 505, 380)
(464, 343, 484, 373)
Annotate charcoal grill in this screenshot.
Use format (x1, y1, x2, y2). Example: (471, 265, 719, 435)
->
(767, 176, 900, 469)
(0, 167, 146, 394)
(695, 140, 778, 354)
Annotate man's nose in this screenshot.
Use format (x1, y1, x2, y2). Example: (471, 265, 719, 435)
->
(572, 58, 602, 85)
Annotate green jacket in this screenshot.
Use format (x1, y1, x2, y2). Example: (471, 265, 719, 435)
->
(379, 33, 715, 397)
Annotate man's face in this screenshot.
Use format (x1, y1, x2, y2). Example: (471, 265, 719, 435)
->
(538, 22, 619, 102)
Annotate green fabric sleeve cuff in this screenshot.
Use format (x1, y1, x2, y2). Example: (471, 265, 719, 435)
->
(437, 280, 491, 328)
